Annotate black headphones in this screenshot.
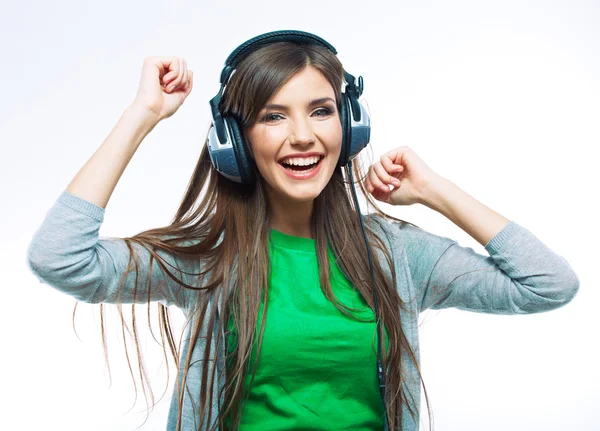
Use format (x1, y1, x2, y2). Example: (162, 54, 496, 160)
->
(206, 30, 371, 184)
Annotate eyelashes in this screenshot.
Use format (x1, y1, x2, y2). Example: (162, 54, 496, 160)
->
(258, 106, 335, 124)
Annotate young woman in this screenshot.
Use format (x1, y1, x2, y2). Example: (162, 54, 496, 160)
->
(26, 30, 580, 431)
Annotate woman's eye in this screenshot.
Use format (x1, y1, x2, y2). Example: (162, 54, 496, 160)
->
(313, 107, 334, 117)
(261, 113, 283, 123)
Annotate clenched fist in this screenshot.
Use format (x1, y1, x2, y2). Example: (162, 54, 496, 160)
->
(131, 56, 194, 122)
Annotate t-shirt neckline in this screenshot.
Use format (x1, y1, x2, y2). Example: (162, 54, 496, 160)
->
(269, 228, 315, 252)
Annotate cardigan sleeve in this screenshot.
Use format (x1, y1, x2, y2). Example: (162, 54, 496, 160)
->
(25, 190, 199, 309)
(384, 219, 579, 314)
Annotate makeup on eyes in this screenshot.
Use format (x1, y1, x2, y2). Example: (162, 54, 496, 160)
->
(258, 105, 335, 124)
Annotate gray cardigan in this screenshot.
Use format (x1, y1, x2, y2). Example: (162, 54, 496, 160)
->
(26, 190, 580, 430)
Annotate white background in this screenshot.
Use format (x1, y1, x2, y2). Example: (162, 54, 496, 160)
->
(2, 0, 598, 430)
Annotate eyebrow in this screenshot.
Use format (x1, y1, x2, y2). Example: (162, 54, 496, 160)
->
(263, 97, 336, 111)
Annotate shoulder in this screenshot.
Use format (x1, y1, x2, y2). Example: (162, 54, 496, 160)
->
(363, 212, 419, 243)
(364, 212, 457, 256)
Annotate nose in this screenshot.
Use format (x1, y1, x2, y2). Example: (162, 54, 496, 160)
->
(289, 116, 315, 146)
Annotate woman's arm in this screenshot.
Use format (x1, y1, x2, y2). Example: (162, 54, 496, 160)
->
(419, 176, 510, 247)
(27, 57, 195, 307)
(366, 146, 579, 314)
(380, 217, 579, 315)
(65, 105, 158, 209)
(65, 55, 193, 209)
(26, 190, 198, 308)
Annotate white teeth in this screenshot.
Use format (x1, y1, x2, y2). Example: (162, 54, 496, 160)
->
(280, 156, 321, 166)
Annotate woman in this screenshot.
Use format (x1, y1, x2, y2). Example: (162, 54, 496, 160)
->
(26, 30, 580, 431)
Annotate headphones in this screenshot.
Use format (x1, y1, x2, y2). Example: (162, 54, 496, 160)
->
(206, 30, 371, 184)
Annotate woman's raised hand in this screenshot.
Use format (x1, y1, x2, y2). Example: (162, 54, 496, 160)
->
(364, 146, 442, 206)
(131, 56, 194, 122)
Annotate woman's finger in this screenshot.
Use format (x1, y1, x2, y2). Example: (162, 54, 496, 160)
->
(369, 162, 389, 192)
(364, 176, 372, 193)
(166, 58, 182, 92)
(163, 70, 175, 86)
(161, 58, 178, 87)
(178, 59, 188, 90)
(381, 154, 403, 174)
(167, 58, 183, 92)
(186, 69, 194, 91)
(373, 161, 401, 188)
(181, 58, 188, 88)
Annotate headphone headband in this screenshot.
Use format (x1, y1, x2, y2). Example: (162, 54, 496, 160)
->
(220, 30, 338, 85)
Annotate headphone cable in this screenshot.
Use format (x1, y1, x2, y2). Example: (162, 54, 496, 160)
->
(346, 160, 389, 431)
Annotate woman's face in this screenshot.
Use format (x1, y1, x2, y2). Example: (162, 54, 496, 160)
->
(246, 66, 343, 205)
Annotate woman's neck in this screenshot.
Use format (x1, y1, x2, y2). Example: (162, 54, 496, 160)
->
(268, 195, 314, 239)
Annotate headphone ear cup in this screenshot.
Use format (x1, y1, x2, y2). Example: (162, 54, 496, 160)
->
(337, 93, 352, 167)
(226, 116, 255, 184)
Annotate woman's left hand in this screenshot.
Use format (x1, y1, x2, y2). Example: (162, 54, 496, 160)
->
(364, 146, 442, 206)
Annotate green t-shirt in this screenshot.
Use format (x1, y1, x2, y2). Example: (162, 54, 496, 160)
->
(226, 228, 389, 430)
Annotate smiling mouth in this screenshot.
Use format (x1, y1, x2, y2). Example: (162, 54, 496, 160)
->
(279, 156, 324, 172)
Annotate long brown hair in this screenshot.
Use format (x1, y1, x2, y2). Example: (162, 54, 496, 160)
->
(86, 41, 434, 430)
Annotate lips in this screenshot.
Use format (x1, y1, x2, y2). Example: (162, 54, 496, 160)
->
(278, 155, 324, 179)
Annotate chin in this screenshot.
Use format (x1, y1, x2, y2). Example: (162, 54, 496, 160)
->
(280, 186, 325, 203)
(265, 177, 327, 206)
